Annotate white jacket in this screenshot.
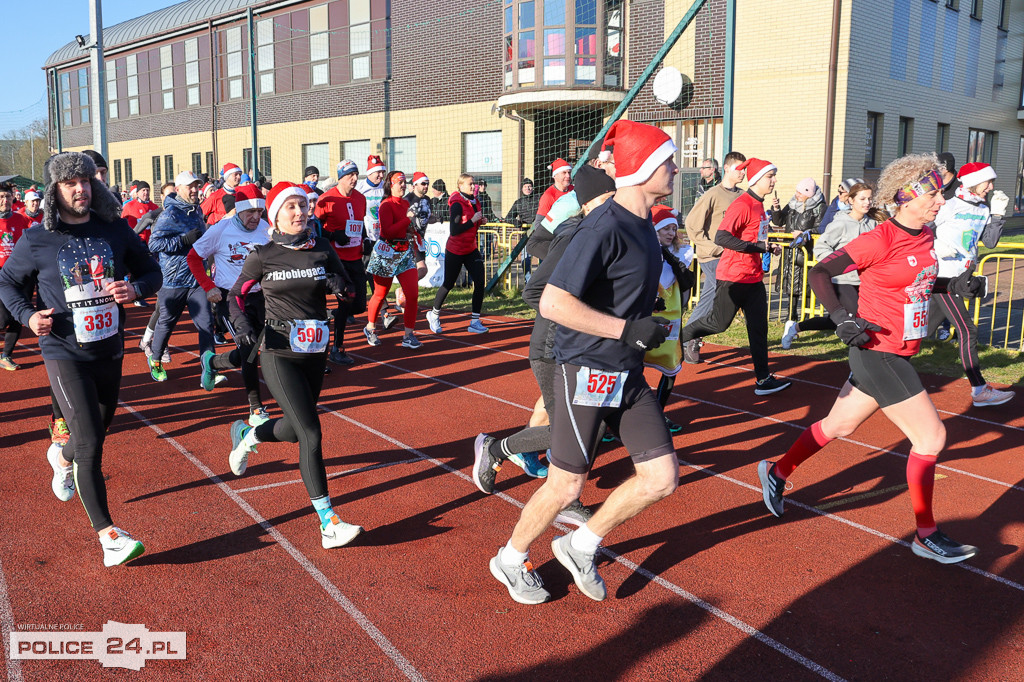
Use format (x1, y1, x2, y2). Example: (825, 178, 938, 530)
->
(932, 190, 1001, 278)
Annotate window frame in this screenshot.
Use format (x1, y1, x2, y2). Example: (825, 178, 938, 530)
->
(865, 112, 883, 169)
(898, 116, 914, 156)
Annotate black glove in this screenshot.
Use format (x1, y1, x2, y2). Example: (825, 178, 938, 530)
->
(653, 296, 666, 313)
(234, 326, 256, 348)
(829, 308, 881, 347)
(325, 273, 351, 297)
(619, 316, 671, 352)
(948, 269, 985, 298)
(181, 228, 202, 247)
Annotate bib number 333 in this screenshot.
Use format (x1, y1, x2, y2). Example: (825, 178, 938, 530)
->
(572, 367, 627, 408)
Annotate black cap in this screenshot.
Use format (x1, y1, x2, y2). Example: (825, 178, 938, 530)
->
(83, 149, 108, 169)
(937, 152, 956, 175)
(304, 166, 320, 178)
(573, 165, 615, 206)
(432, 179, 446, 192)
(522, 177, 533, 186)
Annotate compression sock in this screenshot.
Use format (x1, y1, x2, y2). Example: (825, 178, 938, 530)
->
(907, 451, 938, 537)
(311, 495, 335, 527)
(570, 523, 604, 553)
(774, 421, 832, 480)
(141, 326, 154, 345)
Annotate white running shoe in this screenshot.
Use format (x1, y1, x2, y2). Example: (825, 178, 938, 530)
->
(248, 407, 270, 427)
(321, 515, 363, 548)
(229, 420, 258, 476)
(100, 527, 145, 567)
(46, 443, 75, 502)
(467, 319, 489, 334)
(426, 309, 442, 334)
(972, 384, 1014, 407)
(781, 320, 799, 350)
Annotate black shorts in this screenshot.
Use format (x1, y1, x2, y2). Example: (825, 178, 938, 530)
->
(848, 346, 925, 408)
(338, 258, 368, 314)
(550, 362, 676, 475)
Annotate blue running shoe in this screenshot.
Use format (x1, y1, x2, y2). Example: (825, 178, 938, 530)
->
(508, 451, 548, 478)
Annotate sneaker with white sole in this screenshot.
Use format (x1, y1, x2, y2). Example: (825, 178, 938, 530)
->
(229, 420, 258, 476)
(46, 443, 75, 502)
(248, 406, 270, 427)
(754, 374, 791, 396)
(381, 313, 399, 331)
(551, 533, 607, 601)
(100, 527, 145, 567)
(0, 356, 20, 371)
(467, 319, 489, 334)
(149, 359, 167, 382)
(555, 499, 594, 527)
(363, 326, 381, 347)
(781, 320, 799, 350)
(758, 460, 786, 518)
(488, 551, 550, 605)
(972, 384, 1014, 408)
(426, 309, 442, 334)
(472, 434, 502, 494)
(508, 451, 548, 478)
(912, 529, 978, 564)
(321, 515, 363, 548)
(401, 333, 422, 350)
(161, 348, 171, 364)
(200, 350, 218, 391)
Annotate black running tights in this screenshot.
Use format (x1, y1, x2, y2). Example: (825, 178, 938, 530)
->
(432, 249, 485, 314)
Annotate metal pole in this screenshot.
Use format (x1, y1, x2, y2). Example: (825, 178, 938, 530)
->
(89, 0, 108, 160)
(822, 0, 842, 201)
(722, 0, 735, 154)
(31, 134, 35, 182)
(246, 8, 259, 179)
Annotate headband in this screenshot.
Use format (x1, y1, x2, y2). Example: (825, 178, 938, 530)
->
(391, 173, 406, 186)
(894, 170, 943, 206)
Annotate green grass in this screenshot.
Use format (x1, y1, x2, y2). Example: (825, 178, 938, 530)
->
(421, 286, 537, 319)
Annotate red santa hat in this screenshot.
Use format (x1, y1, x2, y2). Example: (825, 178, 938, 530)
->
(602, 121, 678, 188)
(651, 205, 679, 231)
(234, 184, 265, 213)
(266, 181, 308, 227)
(957, 162, 996, 189)
(366, 155, 386, 174)
(548, 158, 572, 178)
(221, 162, 242, 178)
(737, 158, 776, 187)
(412, 171, 429, 186)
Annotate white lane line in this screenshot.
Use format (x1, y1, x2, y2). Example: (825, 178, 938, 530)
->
(0, 553, 24, 682)
(119, 402, 425, 682)
(233, 458, 422, 494)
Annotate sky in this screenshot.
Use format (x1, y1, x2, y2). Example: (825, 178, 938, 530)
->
(1, 0, 178, 136)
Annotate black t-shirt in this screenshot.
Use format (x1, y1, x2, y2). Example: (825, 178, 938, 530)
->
(403, 192, 431, 235)
(547, 199, 661, 371)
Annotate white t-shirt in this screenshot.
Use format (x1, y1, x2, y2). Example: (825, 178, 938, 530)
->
(192, 216, 271, 290)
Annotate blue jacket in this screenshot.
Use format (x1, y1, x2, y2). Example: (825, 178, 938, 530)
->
(149, 193, 206, 288)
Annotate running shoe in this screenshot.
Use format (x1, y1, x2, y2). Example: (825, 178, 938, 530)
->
(912, 529, 978, 564)
(214, 374, 228, 386)
(467, 320, 489, 334)
(472, 433, 502, 495)
(401, 333, 422, 350)
(363, 326, 381, 347)
(601, 428, 618, 444)
(149, 359, 168, 382)
(46, 443, 75, 502)
(229, 420, 258, 476)
(555, 499, 594, 527)
(508, 451, 548, 478)
(161, 348, 171, 364)
(935, 327, 952, 342)
(972, 384, 1014, 408)
(665, 417, 683, 434)
(488, 551, 550, 605)
(100, 527, 145, 567)
(393, 301, 405, 314)
(214, 333, 228, 345)
(49, 417, 70, 446)
(781, 320, 799, 350)
(551, 533, 607, 601)
(132, 299, 149, 307)
(426, 309, 442, 334)
(683, 338, 702, 364)
(200, 350, 218, 391)
(758, 460, 786, 518)
(321, 515, 363, 549)
(0, 356, 19, 371)
(248, 406, 270, 427)
(328, 348, 355, 366)
(382, 312, 399, 331)
(754, 374, 791, 395)
(140, 338, 152, 357)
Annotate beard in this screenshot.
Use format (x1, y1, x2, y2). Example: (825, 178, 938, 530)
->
(61, 193, 91, 217)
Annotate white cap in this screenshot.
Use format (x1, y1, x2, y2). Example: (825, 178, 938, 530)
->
(174, 170, 201, 187)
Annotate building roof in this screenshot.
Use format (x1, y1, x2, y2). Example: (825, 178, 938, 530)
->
(44, 0, 263, 69)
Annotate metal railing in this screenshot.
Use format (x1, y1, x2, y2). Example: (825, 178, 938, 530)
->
(973, 249, 1024, 350)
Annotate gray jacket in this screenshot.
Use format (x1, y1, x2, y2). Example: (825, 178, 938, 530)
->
(813, 211, 877, 285)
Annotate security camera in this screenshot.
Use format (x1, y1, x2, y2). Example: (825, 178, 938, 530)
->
(75, 35, 87, 48)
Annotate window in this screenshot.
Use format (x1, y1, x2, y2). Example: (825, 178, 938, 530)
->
(898, 117, 914, 155)
(1016, 136, 1024, 214)
(605, 0, 623, 87)
(185, 38, 200, 105)
(164, 155, 174, 182)
(259, 147, 272, 179)
(350, 0, 371, 80)
(124, 159, 133, 185)
(517, 1, 536, 86)
(936, 123, 950, 153)
(60, 72, 72, 126)
(192, 153, 202, 174)
(999, 0, 1008, 28)
(310, 4, 330, 87)
(970, 0, 982, 19)
(865, 112, 882, 168)
(463, 131, 503, 212)
(385, 137, 416, 175)
(340, 140, 371, 177)
(152, 156, 162, 187)
(78, 68, 90, 125)
(126, 54, 139, 116)
(160, 45, 174, 111)
(542, 0, 565, 86)
(256, 18, 274, 95)
(575, 0, 597, 84)
(205, 151, 214, 177)
(967, 128, 997, 163)
(302, 143, 330, 180)
(113, 159, 122, 188)
(225, 26, 244, 99)
(105, 59, 117, 119)
(243, 146, 272, 178)
(946, 0, 959, 9)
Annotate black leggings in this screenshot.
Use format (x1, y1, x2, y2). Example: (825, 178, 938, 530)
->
(255, 352, 329, 499)
(432, 249, 485, 314)
(45, 357, 122, 531)
(682, 280, 771, 381)
(798, 284, 860, 332)
(927, 292, 984, 387)
(0, 299, 21, 357)
(213, 289, 264, 410)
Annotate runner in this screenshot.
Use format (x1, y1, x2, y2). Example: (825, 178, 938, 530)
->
(364, 171, 422, 350)
(18, 187, 43, 227)
(120, 180, 159, 240)
(757, 153, 978, 565)
(191, 184, 271, 425)
(201, 163, 243, 225)
(226, 181, 362, 549)
(488, 121, 679, 604)
(426, 173, 488, 335)
(0, 151, 162, 566)
(357, 155, 398, 329)
(0, 182, 31, 369)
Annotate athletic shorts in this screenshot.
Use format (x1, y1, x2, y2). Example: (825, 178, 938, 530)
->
(848, 346, 925, 408)
(550, 362, 676, 475)
(339, 258, 368, 314)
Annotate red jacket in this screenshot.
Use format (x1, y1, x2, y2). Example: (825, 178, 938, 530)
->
(0, 212, 30, 268)
(447, 192, 482, 256)
(315, 186, 367, 261)
(17, 207, 42, 227)
(201, 187, 234, 225)
(121, 199, 160, 241)
(716, 191, 770, 284)
(378, 196, 411, 242)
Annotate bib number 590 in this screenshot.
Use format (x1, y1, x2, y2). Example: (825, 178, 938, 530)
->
(294, 326, 323, 344)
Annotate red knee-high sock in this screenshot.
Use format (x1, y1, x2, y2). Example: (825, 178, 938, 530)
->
(907, 451, 937, 536)
(774, 421, 832, 480)
(397, 269, 419, 329)
(366, 276, 393, 324)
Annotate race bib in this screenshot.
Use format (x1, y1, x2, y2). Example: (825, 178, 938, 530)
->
(572, 367, 627, 408)
(289, 319, 329, 353)
(373, 240, 395, 259)
(665, 319, 681, 342)
(72, 300, 119, 343)
(367, 220, 381, 242)
(345, 219, 363, 240)
(757, 217, 769, 242)
(903, 301, 928, 341)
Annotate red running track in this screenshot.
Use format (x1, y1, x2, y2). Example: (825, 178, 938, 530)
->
(1, 306, 1024, 681)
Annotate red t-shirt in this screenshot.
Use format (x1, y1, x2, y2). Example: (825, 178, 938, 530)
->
(121, 199, 160, 240)
(315, 186, 367, 261)
(201, 187, 233, 225)
(0, 212, 30, 268)
(378, 196, 411, 241)
(715, 192, 769, 284)
(17, 208, 42, 227)
(843, 219, 938, 356)
(537, 184, 573, 219)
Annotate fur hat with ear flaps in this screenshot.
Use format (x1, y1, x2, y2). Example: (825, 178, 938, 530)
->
(42, 152, 121, 232)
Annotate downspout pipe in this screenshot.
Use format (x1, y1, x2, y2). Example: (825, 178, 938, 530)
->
(823, 0, 842, 201)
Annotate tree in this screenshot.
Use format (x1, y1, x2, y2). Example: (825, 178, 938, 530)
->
(0, 118, 49, 183)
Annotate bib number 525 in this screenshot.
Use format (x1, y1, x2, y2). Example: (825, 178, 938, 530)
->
(586, 372, 617, 395)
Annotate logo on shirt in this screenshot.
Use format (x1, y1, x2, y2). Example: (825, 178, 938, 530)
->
(907, 256, 917, 267)
(265, 266, 326, 281)
(904, 262, 938, 304)
(228, 240, 257, 262)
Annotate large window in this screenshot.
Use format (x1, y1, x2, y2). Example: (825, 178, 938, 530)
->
(257, 18, 274, 95)
(124, 159, 133, 186)
(78, 68, 90, 125)
(604, 0, 622, 86)
(310, 4, 330, 86)
(386, 137, 416, 175)
(113, 159, 122, 188)
(970, 0, 983, 19)
(106, 59, 117, 119)
(243, 147, 273, 178)
(205, 151, 214, 177)
(152, 156, 162, 187)
(164, 155, 174, 182)
(185, 38, 201, 105)
(967, 128, 997, 164)
(464, 131, 503, 214)
(936, 123, 950, 153)
(126, 54, 140, 116)
(350, 0, 371, 80)
(1016, 136, 1024, 214)
(192, 153, 202, 175)
(225, 26, 244, 100)
(865, 112, 883, 168)
(898, 117, 914, 156)
(160, 45, 174, 111)
(340, 140, 371, 177)
(301, 143, 329, 182)
(60, 72, 71, 126)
